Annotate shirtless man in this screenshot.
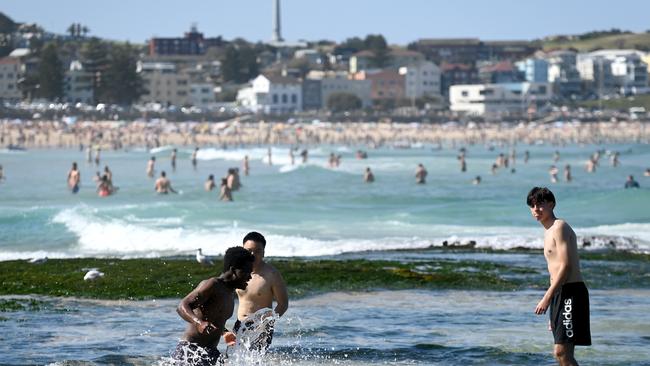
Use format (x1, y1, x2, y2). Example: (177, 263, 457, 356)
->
(67, 162, 80, 193)
(147, 156, 156, 178)
(205, 175, 216, 191)
(235, 232, 289, 351)
(155, 171, 177, 194)
(243, 155, 250, 176)
(363, 167, 375, 183)
(527, 187, 591, 366)
(173, 247, 254, 365)
(415, 163, 427, 184)
(219, 178, 232, 201)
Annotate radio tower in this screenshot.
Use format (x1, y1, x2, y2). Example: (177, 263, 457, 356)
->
(272, 0, 284, 43)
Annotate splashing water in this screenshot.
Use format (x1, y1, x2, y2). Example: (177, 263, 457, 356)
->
(226, 308, 280, 365)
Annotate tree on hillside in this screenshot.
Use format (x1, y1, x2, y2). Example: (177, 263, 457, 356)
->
(81, 38, 109, 103)
(221, 44, 259, 84)
(0, 12, 17, 34)
(327, 92, 362, 112)
(364, 34, 390, 68)
(36, 43, 64, 100)
(97, 43, 144, 105)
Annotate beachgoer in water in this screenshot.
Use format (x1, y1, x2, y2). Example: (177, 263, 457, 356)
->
(564, 165, 572, 183)
(549, 165, 559, 183)
(610, 151, 620, 167)
(624, 175, 640, 189)
(86, 146, 93, 163)
(155, 171, 177, 194)
(364, 167, 375, 183)
(644, 168, 650, 177)
(328, 153, 336, 168)
(300, 149, 308, 163)
(67, 162, 80, 193)
(491, 163, 498, 175)
(458, 154, 467, 172)
(472, 175, 481, 185)
(289, 148, 295, 165)
(94, 147, 101, 166)
(585, 158, 596, 173)
(171, 148, 177, 170)
(267, 147, 272, 166)
(205, 175, 216, 191)
(0, 164, 4, 182)
(220, 178, 232, 201)
(527, 187, 591, 366)
(147, 156, 156, 178)
(243, 155, 250, 176)
(524, 150, 530, 164)
(235, 232, 289, 351)
(192, 147, 199, 170)
(553, 150, 560, 163)
(97, 175, 113, 197)
(415, 163, 427, 184)
(172, 247, 254, 366)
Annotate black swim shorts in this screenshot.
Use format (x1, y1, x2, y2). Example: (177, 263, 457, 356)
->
(171, 340, 222, 365)
(549, 282, 592, 345)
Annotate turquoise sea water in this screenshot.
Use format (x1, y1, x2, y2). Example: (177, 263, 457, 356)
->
(1, 143, 649, 259)
(1, 143, 650, 365)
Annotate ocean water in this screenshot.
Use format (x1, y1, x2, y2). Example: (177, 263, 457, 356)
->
(1, 289, 649, 365)
(0, 143, 649, 260)
(1, 143, 650, 365)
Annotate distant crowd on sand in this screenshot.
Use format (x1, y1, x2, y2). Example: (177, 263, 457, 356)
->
(2, 119, 650, 150)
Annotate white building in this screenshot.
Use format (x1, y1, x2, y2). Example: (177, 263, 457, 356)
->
(350, 49, 425, 73)
(64, 60, 94, 104)
(450, 82, 552, 116)
(399, 61, 441, 99)
(578, 50, 648, 92)
(237, 74, 302, 114)
(138, 61, 190, 106)
(0, 57, 21, 101)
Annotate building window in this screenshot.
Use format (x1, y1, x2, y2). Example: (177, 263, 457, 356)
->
(291, 94, 297, 103)
(461, 91, 469, 97)
(273, 94, 278, 103)
(282, 94, 288, 103)
(479, 89, 494, 96)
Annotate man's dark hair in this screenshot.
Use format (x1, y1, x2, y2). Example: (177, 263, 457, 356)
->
(526, 187, 556, 207)
(243, 231, 266, 248)
(223, 246, 254, 272)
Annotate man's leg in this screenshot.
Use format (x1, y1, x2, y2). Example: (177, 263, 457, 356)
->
(553, 343, 578, 366)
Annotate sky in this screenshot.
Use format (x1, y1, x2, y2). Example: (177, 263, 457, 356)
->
(3, 0, 650, 45)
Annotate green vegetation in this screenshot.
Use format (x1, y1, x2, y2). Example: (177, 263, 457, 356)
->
(542, 32, 650, 52)
(327, 92, 363, 112)
(0, 257, 520, 300)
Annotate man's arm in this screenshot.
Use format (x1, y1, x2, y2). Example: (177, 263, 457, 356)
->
(271, 270, 289, 317)
(177, 279, 217, 334)
(535, 223, 571, 314)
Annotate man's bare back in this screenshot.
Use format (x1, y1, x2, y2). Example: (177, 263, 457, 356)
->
(179, 278, 235, 347)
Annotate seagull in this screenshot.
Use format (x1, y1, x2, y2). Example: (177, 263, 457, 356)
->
(83, 269, 105, 281)
(196, 248, 214, 266)
(28, 256, 48, 264)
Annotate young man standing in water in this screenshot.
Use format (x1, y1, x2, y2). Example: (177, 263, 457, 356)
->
(232, 231, 289, 351)
(527, 187, 591, 366)
(67, 162, 80, 193)
(173, 246, 254, 365)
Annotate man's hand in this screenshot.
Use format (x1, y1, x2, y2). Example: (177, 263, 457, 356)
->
(535, 296, 550, 315)
(223, 331, 236, 346)
(197, 320, 217, 335)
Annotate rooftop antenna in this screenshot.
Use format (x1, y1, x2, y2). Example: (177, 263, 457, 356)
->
(272, 0, 284, 43)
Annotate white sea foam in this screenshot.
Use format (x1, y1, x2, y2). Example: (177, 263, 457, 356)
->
(41, 206, 650, 259)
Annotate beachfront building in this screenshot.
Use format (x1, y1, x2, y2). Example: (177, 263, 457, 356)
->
(189, 83, 215, 109)
(0, 57, 21, 102)
(236, 74, 302, 114)
(352, 69, 406, 103)
(543, 50, 582, 98)
(440, 63, 480, 97)
(450, 82, 552, 117)
(516, 58, 549, 83)
(411, 38, 482, 65)
(398, 61, 442, 99)
(349, 49, 425, 73)
(63, 60, 93, 104)
(137, 61, 191, 107)
(147, 25, 224, 56)
(303, 70, 372, 110)
(477, 60, 523, 84)
(578, 50, 648, 94)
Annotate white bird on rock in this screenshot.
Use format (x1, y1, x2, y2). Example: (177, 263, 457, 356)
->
(196, 248, 213, 266)
(84, 269, 105, 281)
